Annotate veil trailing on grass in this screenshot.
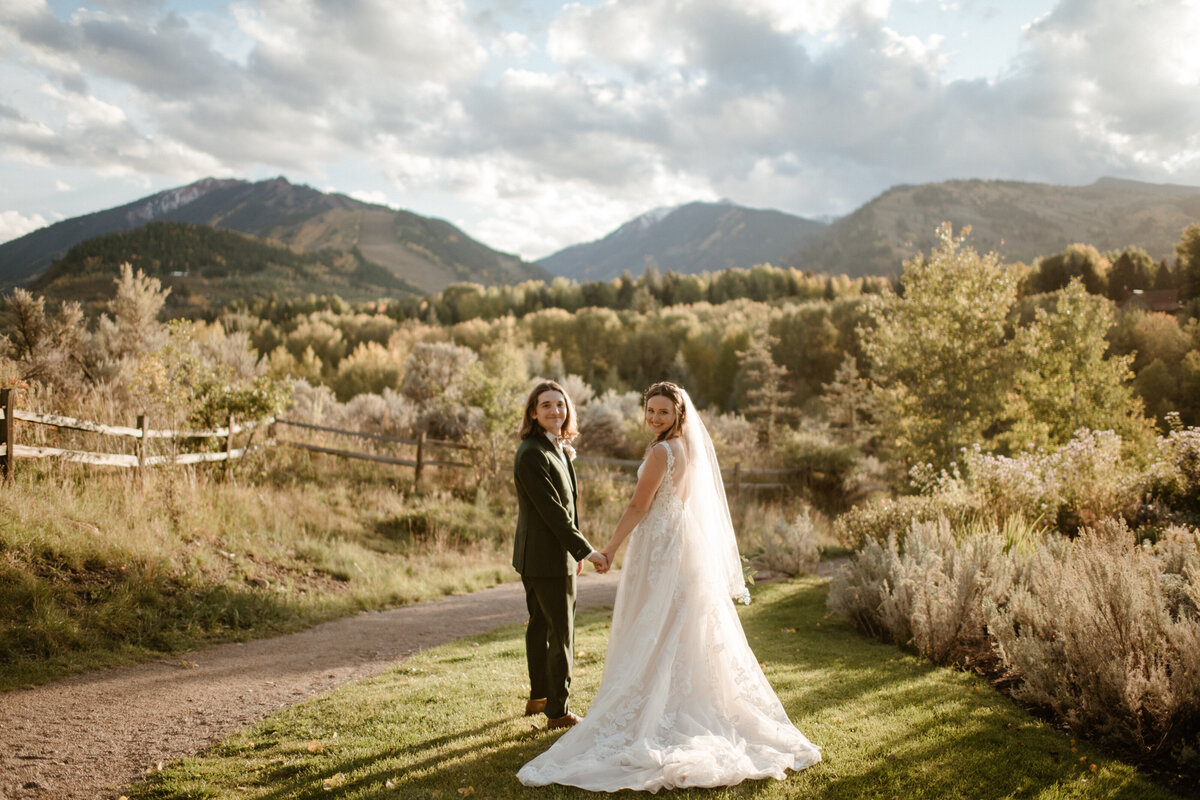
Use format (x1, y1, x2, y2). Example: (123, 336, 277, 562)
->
(678, 387, 751, 604)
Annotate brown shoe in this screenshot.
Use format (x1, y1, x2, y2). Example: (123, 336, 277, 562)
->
(524, 698, 547, 717)
(547, 712, 582, 730)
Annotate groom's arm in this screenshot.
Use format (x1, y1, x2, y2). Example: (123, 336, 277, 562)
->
(516, 449, 594, 562)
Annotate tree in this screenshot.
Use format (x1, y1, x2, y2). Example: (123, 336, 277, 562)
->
(1105, 246, 1157, 300)
(1029, 244, 1110, 296)
(1007, 279, 1153, 450)
(1175, 223, 1200, 302)
(820, 355, 873, 445)
(737, 330, 795, 444)
(461, 340, 530, 492)
(862, 224, 1019, 472)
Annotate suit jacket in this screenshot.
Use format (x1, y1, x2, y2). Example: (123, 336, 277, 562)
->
(512, 433, 594, 577)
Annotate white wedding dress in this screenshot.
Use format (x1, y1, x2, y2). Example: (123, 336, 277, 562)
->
(517, 442, 821, 792)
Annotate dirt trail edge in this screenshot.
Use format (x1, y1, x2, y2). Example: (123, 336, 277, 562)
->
(0, 572, 622, 800)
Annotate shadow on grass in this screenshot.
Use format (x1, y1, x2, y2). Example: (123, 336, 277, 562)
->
(136, 578, 1182, 800)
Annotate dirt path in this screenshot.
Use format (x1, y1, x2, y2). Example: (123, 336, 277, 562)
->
(0, 573, 622, 800)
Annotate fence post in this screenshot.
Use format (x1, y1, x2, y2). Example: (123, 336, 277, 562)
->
(415, 430, 426, 486)
(137, 414, 147, 482)
(732, 462, 741, 502)
(1, 388, 13, 483)
(225, 414, 235, 473)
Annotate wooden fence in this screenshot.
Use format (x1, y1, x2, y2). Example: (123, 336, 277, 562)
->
(0, 388, 270, 480)
(271, 418, 470, 483)
(1, 390, 797, 493)
(0, 389, 469, 484)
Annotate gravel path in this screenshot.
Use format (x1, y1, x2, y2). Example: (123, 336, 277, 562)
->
(0, 573, 623, 800)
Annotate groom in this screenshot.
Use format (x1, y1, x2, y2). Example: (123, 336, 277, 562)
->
(513, 380, 608, 730)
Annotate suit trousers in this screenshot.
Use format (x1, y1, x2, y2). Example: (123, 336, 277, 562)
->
(522, 574, 577, 719)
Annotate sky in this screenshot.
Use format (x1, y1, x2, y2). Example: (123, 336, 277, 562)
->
(1, 0, 1199, 260)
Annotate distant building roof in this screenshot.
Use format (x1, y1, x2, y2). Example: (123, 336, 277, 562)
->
(1118, 288, 1182, 313)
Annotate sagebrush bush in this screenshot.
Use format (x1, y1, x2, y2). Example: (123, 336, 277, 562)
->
(754, 507, 822, 577)
(828, 517, 1014, 666)
(832, 492, 979, 550)
(986, 525, 1200, 758)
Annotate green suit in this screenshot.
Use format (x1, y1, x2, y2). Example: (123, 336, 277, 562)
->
(513, 433, 594, 718)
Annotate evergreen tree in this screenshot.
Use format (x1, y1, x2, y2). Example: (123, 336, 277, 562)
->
(738, 330, 795, 444)
(1175, 223, 1200, 302)
(820, 355, 873, 445)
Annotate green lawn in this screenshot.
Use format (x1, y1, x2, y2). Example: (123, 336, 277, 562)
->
(128, 577, 1180, 800)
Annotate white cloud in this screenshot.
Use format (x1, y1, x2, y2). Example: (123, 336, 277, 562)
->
(2, 0, 1200, 260)
(347, 188, 392, 207)
(0, 209, 49, 243)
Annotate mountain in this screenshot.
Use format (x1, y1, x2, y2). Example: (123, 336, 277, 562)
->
(0, 177, 549, 294)
(538, 201, 826, 281)
(30, 222, 419, 313)
(790, 177, 1200, 278)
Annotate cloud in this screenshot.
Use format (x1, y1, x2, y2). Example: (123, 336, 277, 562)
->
(0, 209, 49, 243)
(2, 0, 1199, 258)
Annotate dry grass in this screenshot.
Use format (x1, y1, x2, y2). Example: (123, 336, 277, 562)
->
(0, 451, 515, 690)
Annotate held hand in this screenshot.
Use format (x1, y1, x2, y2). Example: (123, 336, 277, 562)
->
(586, 551, 609, 574)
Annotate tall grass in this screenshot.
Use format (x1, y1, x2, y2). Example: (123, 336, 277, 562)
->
(0, 451, 515, 690)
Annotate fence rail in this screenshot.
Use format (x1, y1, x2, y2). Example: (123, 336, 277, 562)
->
(0, 390, 472, 484)
(273, 418, 470, 450)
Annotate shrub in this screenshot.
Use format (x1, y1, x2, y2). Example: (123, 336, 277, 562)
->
(773, 425, 861, 512)
(832, 493, 979, 550)
(923, 428, 1151, 535)
(576, 389, 644, 458)
(753, 506, 822, 577)
(331, 341, 405, 401)
(986, 525, 1200, 758)
(1152, 419, 1200, 518)
(828, 517, 1014, 666)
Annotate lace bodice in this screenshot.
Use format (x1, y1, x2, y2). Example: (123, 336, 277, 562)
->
(637, 440, 686, 536)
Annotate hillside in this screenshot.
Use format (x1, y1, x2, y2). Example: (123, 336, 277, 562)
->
(538, 201, 826, 281)
(30, 222, 419, 314)
(791, 177, 1200, 277)
(0, 177, 549, 294)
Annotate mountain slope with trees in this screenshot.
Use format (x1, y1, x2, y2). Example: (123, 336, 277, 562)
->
(29, 222, 420, 314)
(792, 177, 1200, 277)
(0, 177, 548, 294)
(538, 201, 826, 281)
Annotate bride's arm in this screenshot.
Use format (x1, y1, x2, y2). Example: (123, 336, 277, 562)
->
(601, 443, 668, 564)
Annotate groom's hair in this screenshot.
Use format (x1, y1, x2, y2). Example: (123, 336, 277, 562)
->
(519, 379, 579, 442)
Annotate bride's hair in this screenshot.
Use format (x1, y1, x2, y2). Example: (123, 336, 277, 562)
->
(644, 381, 687, 444)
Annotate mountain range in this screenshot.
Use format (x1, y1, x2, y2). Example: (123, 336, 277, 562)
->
(0, 177, 547, 296)
(537, 201, 826, 282)
(3, 175, 1199, 304)
(788, 176, 1200, 278)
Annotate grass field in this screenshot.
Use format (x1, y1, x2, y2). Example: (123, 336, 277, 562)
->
(126, 577, 1180, 800)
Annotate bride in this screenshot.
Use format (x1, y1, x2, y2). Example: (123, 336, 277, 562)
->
(517, 381, 821, 791)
